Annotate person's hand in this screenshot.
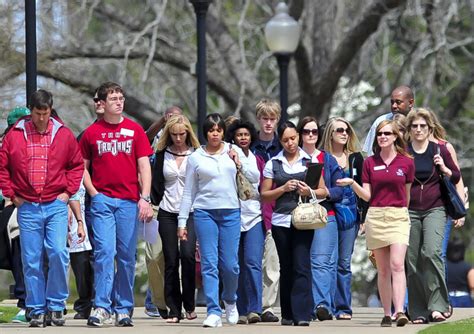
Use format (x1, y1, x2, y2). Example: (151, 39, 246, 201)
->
(228, 148, 241, 168)
(57, 192, 70, 203)
(296, 181, 311, 197)
(76, 222, 86, 243)
(433, 154, 450, 175)
(138, 199, 153, 222)
(336, 178, 354, 187)
(359, 223, 366, 235)
(453, 217, 465, 228)
(283, 179, 299, 192)
(12, 196, 25, 208)
(178, 227, 188, 241)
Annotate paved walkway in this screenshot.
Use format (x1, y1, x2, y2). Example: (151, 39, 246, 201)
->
(1, 306, 473, 333)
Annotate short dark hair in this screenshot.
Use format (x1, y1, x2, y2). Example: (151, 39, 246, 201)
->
(225, 119, 258, 145)
(203, 113, 226, 139)
(277, 121, 297, 139)
(447, 236, 466, 263)
(29, 89, 53, 110)
(97, 82, 124, 101)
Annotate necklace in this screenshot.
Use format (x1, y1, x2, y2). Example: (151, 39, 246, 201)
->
(204, 143, 224, 155)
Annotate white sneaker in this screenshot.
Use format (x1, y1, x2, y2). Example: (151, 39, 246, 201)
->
(87, 307, 111, 327)
(224, 301, 239, 325)
(202, 314, 222, 328)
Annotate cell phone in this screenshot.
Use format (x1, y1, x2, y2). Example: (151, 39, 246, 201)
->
(305, 163, 323, 189)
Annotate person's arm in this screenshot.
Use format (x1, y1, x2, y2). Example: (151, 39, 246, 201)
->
(137, 156, 153, 222)
(178, 157, 198, 240)
(63, 131, 85, 199)
(467, 268, 474, 294)
(69, 199, 85, 243)
(146, 116, 166, 143)
(445, 142, 467, 228)
(406, 183, 412, 207)
(82, 160, 98, 197)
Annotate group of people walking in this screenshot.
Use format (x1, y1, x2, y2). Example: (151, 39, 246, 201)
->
(0, 83, 470, 329)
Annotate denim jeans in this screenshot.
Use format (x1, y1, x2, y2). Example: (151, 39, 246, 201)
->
(311, 215, 338, 315)
(237, 222, 265, 316)
(17, 199, 69, 315)
(91, 193, 138, 315)
(193, 208, 241, 316)
(144, 288, 155, 310)
(335, 223, 359, 316)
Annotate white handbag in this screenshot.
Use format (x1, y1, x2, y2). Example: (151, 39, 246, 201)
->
(291, 190, 328, 230)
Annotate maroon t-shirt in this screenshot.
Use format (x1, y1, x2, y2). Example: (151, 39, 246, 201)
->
(362, 153, 415, 207)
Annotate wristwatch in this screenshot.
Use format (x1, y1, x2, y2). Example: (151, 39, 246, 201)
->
(140, 195, 152, 203)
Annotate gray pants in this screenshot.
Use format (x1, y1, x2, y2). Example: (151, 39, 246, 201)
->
(407, 207, 449, 319)
(262, 230, 280, 313)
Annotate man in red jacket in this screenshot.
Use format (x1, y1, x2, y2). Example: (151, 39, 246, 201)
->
(0, 90, 84, 327)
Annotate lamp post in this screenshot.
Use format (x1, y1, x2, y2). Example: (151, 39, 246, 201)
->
(264, 2, 301, 124)
(189, 0, 211, 143)
(25, 0, 37, 105)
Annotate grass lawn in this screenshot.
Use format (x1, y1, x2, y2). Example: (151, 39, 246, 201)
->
(0, 306, 17, 323)
(419, 317, 474, 334)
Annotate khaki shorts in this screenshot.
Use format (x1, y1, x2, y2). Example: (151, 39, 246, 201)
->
(365, 206, 410, 250)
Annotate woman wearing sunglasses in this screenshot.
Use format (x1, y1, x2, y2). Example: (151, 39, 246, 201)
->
(319, 117, 367, 320)
(297, 116, 343, 321)
(404, 108, 460, 324)
(337, 120, 414, 327)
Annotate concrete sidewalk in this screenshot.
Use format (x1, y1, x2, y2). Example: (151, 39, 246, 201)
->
(1, 306, 473, 333)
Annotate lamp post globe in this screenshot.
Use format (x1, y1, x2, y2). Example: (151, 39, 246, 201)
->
(264, 2, 301, 124)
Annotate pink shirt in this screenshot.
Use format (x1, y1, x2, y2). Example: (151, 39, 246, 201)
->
(362, 153, 415, 207)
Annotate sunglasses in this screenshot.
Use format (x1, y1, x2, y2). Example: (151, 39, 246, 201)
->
(302, 129, 318, 136)
(410, 123, 428, 130)
(376, 131, 394, 137)
(93, 97, 100, 103)
(334, 127, 351, 134)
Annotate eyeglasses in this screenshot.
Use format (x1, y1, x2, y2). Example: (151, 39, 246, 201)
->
(410, 123, 428, 130)
(376, 131, 394, 137)
(334, 127, 350, 135)
(107, 96, 125, 103)
(93, 97, 100, 103)
(302, 129, 318, 136)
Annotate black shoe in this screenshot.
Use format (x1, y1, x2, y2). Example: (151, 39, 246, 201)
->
(158, 308, 169, 319)
(296, 320, 310, 326)
(316, 306, 333, 321)
(281, 318, 293, 326)
(381, 316, 392, 327)
(74, 313, 88, 320)
(44, 311, 52, 326)
(29, 314, 45, 328)
(261, 311, 279, 322)
(51, 311, 65, 326)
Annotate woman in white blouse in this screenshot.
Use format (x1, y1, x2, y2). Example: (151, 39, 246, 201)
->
(151, 115, 200, 323)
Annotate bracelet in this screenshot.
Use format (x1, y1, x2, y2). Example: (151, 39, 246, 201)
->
(77, 220, 83, 224)
(178, 227, 187, 230)
(351, 179, 355, 186)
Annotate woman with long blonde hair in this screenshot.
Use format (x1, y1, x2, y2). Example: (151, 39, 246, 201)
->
(337, 120, 414, 327)
(151, 114, 200, 323)
(320, 117, 366, 320)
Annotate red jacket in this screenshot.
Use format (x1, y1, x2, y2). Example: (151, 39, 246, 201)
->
(0, 117, 84, 203)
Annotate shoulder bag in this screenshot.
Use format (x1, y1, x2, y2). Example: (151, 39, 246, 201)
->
(292, 190, 328, 230)
(436, 145, 466, 219)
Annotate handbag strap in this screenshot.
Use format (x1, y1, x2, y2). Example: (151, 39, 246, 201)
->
(435, 144, 443, 179)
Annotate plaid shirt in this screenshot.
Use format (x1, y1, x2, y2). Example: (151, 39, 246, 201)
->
(25, 120, 53, 193)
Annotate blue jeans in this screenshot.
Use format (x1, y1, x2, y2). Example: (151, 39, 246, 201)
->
(194, 208, 241, 316)
(335, 223, 359, 316)
(311, 215, 338, 315)
(17, 199, 69, 315)
(91, 193, 138, 315)
(237, 222, 265, 316)
(145, 288, 156, 310)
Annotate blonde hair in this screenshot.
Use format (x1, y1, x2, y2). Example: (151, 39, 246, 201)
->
(156, 115, 200, 151)
(372, 120, 411, 157)
(405, 108, 436, 142)
(320, 117, 360, 154)
(393, 113, 407, 134)
(255, 99, 281, 120)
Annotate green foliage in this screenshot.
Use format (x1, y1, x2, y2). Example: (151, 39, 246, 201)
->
(0, 306, 17, 324)
(419, 317, 474, 334)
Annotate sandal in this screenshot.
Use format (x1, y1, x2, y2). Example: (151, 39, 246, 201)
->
(443, 304, 453, 319)
(395, 312, 408, 327)
(412, 316, 428, 324)
(429, 311, 446, 323)
(336, 313, 352, 320)
(166, 317, 180, 323)
(381, 315, 392, 327)
(185, 311, 197, 320)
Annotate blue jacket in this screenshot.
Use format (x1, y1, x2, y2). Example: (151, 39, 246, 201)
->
(321, 151, 343, 212)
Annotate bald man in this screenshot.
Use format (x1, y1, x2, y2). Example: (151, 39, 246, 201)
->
(362, 86, 414, 156)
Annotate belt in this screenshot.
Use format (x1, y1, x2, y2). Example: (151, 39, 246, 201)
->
(448, 290, 470, 297)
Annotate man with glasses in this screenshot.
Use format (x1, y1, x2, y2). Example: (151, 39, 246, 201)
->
(363, 86, 414, 156)
(80, 82, 153, 327)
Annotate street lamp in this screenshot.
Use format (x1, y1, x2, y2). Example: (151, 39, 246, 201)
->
(25, 0, 37, 105)
(189, 0, 212, 143)
(264, 2, 301, 124)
